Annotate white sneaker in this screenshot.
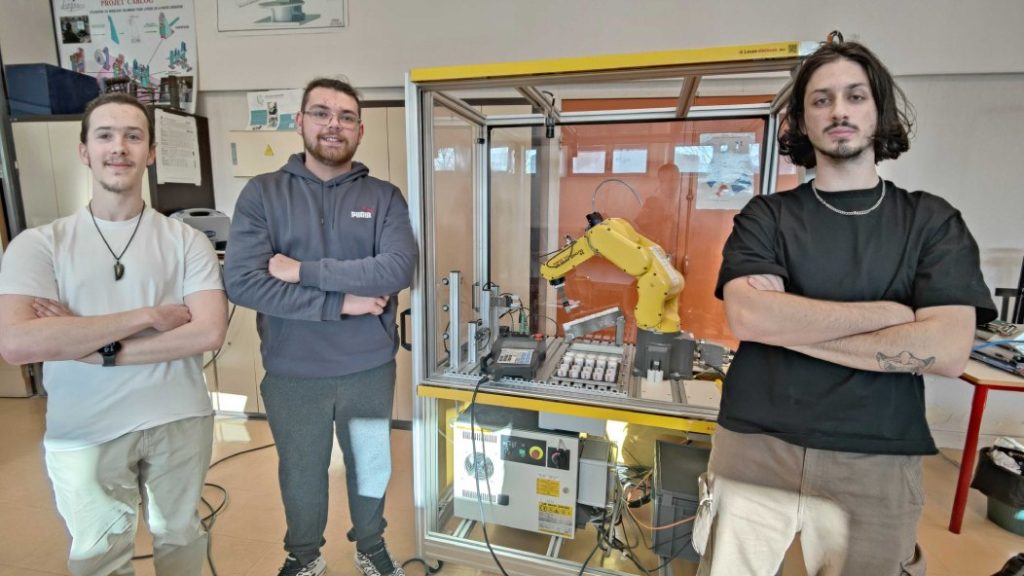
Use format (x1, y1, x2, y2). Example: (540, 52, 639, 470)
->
(354, 545, 406, 576)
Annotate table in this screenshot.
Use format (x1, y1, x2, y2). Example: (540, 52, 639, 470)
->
(949, 359, 1024, 534)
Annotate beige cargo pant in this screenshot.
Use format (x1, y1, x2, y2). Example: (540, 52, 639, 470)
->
(697, 426, 926, 576)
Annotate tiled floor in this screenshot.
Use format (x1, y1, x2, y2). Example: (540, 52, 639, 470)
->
(0, 396, 1020, 575)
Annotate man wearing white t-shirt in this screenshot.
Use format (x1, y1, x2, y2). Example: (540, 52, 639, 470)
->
(0, 93, 227, 575)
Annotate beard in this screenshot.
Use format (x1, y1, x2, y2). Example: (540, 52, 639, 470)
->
(814, 121, 874, 162)
(98, 179, 134, 194)
(89, 158, 137, 193)
(818, 138, 873, 161)
(304, 131, 357, 168)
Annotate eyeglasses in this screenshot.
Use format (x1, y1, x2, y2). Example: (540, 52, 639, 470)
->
(302, 108, 361, 128)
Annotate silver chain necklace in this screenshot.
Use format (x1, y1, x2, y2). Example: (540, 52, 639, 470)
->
(811, 179, 886, 216)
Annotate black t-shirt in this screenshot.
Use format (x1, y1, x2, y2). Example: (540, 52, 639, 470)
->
(715, 180, 997, 455)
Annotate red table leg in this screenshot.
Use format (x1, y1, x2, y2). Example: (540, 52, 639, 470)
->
(949, 384, 989, 534)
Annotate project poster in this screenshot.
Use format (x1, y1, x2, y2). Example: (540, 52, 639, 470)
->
(217, 0, 346, 32)
(52, 0, 198, 113)
(695, 132, 757, 211)
(247, 89, 302, 131)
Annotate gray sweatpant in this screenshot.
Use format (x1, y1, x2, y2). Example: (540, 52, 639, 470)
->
(261, 360, 396, 564)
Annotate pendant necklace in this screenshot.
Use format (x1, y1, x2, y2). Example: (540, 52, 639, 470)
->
(88, 201, 145, 281)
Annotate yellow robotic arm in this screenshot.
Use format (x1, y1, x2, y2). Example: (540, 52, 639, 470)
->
(540, 213, 684, 334)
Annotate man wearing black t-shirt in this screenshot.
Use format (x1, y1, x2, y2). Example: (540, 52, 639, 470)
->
(698, 42, 997, 576)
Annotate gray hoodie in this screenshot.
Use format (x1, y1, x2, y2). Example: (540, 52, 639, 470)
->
(224, 154, 418, 378)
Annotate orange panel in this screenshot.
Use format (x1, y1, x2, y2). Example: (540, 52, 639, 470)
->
(553, 98, 783, 349)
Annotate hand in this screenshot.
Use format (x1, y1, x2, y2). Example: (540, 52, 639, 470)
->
(747, 274, 785, 292)
(149, 304, 191, 332)
(269, 254, 301, 284)
(32, 298, 74, 318)
(342, 295, 390, 316)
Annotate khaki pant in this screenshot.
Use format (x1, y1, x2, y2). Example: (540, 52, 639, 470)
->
(697, 426, 926, 576)
(46, 415, 214, 576)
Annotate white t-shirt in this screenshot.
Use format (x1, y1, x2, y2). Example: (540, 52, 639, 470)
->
(0, 206, 223, 451)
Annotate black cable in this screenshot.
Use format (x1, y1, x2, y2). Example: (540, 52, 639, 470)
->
(469, 378, 512, 576)
(208, 442, 277, 469)
(127, 484, 229, 575)
(522, 307, 559, 333)
(401, 557, 445, 574)
(591, 178, 643, 213)
(576, 538, 602, 576)
(645, 530, 695, 573)
(536, 242, 575, 263)
(200, 483, 229, 576)
(129, 442, 276, 566)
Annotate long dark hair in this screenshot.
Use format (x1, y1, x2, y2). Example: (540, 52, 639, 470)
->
(779, 41, 913, 168)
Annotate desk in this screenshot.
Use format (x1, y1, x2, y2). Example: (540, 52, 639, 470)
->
(949, 360, 1024, 534)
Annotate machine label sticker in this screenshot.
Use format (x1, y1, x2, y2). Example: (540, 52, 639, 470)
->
(538, 502, 573, 537)
(536, 478, 560, 497)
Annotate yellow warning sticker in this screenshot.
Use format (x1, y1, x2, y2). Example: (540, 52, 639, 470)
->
(536, 478, 560, 497)
(538, 502, 572, 516)
(264, 144, 275, 156)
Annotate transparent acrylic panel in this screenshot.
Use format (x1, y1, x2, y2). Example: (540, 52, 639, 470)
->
(488, 122, 553, 334)
(429, 104, 478, 373)
(553, 116, 769, 348)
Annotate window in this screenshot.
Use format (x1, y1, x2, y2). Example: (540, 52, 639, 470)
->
(612, 147, 648, 173)
(524, 149, 537, 175)
(433, 147, 456, 172)
(572, 147, 606, 174)
(674, 145, 714, 173)
(490, 146, 511, 172)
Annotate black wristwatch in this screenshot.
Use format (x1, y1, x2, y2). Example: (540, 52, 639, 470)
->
(98, 341, 122, 367)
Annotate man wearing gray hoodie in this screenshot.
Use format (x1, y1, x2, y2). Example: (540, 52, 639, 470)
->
(224, 78, 418, 576)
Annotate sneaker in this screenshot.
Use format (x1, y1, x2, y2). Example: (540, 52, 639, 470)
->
(277, 554, 327, 576)
(992, 553, 1024, 576)
(354, 543, 406, 576)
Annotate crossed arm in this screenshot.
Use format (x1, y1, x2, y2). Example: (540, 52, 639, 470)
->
(723, 274, 976, 378)
(223, 188, 406, 319)
(267, 254, 389, 316)
(0, 290, 227, 366)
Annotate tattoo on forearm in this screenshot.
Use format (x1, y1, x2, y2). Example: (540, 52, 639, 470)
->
(876, 351, 935, 374)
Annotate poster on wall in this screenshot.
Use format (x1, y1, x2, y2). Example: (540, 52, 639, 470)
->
(247, 89, 302, 130)
(154, 109, 201, 185)
(217, 0, 346, 33)
(51, 0, 198, 113)
(695, 132, 757, 211)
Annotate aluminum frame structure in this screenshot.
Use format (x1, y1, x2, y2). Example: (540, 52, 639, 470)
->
(405, 41, 814, 576)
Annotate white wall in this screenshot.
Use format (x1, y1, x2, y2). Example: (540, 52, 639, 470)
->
(194, 0, 1024, 90)
(0, 0, 57, 66)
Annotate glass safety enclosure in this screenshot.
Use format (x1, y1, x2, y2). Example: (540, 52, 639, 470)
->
(406, 41, 815, 576)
